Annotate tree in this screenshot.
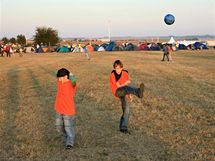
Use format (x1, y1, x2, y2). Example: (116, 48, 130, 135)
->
(9, 37, 16, 44)
(2, 37, 9, 44)
(33, 27, 60, 46)
(17, 34, 26, 46)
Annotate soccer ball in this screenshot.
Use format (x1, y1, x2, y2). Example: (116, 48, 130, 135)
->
(164, 14, 175, 25)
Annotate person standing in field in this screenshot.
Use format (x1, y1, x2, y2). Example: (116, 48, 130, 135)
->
(167, 45, 173, 61)
(84, 44, 90, 60)
(109, 60, 144, 134)
(55, 68, 77, 150)
(162, 44, 169, 61)
(4, 44, 11, 57)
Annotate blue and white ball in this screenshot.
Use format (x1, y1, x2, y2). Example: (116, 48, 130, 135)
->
(164, 14, 175, 25)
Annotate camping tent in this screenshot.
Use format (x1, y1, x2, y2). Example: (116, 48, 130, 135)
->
(138, 44, 149, 50)
(97, 46, 105, 52)
(57, 46, 70, 53)
(168, 37, 176, 44)
(149, 43, 160, 50)
(125, 43, 135, 51)
(25, 47, 35, 53)
(72, 46, 84, 52)
(193, 42, 208, 50)
(105, 41, 116, 51)
(112, 46, 124, 51)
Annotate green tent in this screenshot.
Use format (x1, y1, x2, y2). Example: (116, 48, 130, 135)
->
(57, 46, 70, 53)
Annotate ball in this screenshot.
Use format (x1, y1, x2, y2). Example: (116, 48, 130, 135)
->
(164, 14, 175, 25)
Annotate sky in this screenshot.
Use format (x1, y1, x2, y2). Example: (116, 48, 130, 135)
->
(0, 0, 215, 39)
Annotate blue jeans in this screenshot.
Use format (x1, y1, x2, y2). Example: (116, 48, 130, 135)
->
(115, 86, 139, 130)
(55, 113, 76, 147)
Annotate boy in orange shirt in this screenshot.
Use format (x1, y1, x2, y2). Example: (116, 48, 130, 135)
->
(110, 60, 144, 134)
(55, 68, 77, 150)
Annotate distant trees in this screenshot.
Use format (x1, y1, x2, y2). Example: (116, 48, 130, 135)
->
(9, 37, 16, 44)
(33, 27, 60, 46)
(17, 35, 26, 46)
(2, 37, 9, 44)
(1, 35, 26, 46)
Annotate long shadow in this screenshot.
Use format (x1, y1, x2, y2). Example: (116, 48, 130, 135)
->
(1, 68, 19, 160)
(39, 65, 56, 78)
(27, 68, 56, 148)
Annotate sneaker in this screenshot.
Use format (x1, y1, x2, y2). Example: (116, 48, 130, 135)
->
(65, 145, 73, 150)
(120, 129, 131, 134)
(138, 83, 144, 98)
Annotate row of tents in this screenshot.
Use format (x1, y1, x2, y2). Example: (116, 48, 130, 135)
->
(23, 37, 212, 53)
(46, 42, 161, 53)
(43, 42, 209, 53)
(166, 37, 209, 50)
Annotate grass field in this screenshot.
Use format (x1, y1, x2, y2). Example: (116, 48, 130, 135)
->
(0, 50, 214, 161)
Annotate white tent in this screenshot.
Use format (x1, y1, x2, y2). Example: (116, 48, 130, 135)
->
(97, 46, 105, 52)
(25, 47, 35, 53)
(168, 37, 176, 44)
(177, 40, 196, 46)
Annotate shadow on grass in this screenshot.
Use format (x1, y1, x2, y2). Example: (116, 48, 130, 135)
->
(2, 68, 19, 160)
(27, 68, 56, 149)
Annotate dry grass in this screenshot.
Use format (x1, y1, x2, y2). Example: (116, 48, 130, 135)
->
(0, 50, 214, 161)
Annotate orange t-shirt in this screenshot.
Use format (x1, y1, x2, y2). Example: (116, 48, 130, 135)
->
(55, 80, 77, 115)
(109, 70, 129, 97)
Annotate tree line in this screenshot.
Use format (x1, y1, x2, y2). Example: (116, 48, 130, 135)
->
(1, 27, 60, 46)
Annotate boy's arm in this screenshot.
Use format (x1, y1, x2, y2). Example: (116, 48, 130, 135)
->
(116, 72, 131, 87)
(116, 80, 131, 88)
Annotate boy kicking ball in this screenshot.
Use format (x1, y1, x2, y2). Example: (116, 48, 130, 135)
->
(109, 60, 144, 134)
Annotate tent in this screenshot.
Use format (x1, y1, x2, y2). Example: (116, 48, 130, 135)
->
(105, 41, 116, 51)
(112, 46, 124, 51)
(149, 43, 160, 50)
(42, 47, 49, 52)
(36, 46, 43, 53)
(178, 44, 187, 50)
(93, 44, 100, 51)
(138, 44, 149, 50)
(125, 43, 135, 51)
(193, 42, 208, 50)
(97, 46, 105, 52)
(57, 46, 70, 53)
(72, 46, 84, 52)
(168, 37, 176, 44)
(25, 47, 35, 53)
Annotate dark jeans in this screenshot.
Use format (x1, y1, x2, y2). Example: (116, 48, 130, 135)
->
(162, 53, 169, 61)
(115, 86, 139, 130)
(6, 51, 11, 57)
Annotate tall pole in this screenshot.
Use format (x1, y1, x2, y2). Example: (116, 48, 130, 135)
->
(108, 20, 111, 41)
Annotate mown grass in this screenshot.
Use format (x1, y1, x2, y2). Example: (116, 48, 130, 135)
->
(0, 50, 214, 161)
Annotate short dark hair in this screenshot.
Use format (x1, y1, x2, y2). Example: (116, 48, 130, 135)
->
(113, 60, 123, 68)
(56, 68, 70, 78)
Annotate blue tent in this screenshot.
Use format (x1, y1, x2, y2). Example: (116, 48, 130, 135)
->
(125, 43, 135, 51)
(193, 42, 208, 50)
(105, 41, 116, 51)
(178, 44, 187, 50)
(112, 46, 124, 51)
(150, 44, 160, 51)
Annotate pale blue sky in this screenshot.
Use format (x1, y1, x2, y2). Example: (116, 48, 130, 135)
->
(0, 0, 215, 39)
